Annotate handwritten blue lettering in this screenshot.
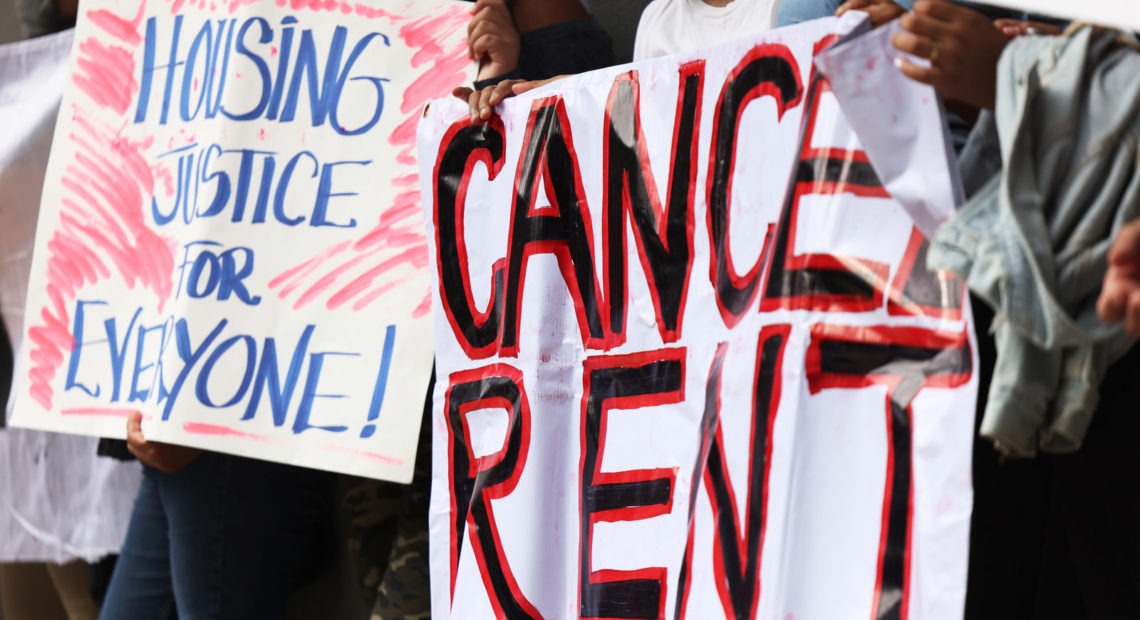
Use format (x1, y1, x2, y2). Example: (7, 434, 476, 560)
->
(134, 16, 391, 135)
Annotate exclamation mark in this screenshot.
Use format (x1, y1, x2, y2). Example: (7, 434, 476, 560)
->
(360, 325, 396, 438)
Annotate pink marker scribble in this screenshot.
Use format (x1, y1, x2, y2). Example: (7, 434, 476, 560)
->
(26, 13, 172, 409)
(323, 444, 403, 467)
(72, 38, 138, 115)
(182, 422, 276, 442)
(85, 4, 144, 46)
(61, 407, 139, 419)
(411, 292, 432, 319)
(268, 5, 470, 315)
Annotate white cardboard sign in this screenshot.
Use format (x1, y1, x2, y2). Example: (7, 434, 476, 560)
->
(11, 0, 474, 482)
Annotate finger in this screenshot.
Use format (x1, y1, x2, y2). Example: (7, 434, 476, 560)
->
(468, 89, 481, 123)
(466, 5, 487, 56)
(1109, 221, 1140, 266)
(452, 86, 473, 101)
(899, 11, 954, 41)
(488, 79, 522, 107)
(893, 55, 943, 86)
(891, 30, 938, 62)
(866, 4, 907, 27)
(511, 75, 566, 95)
(836, 0, 876, 17)
(1125, 288, 1140, 336)
(471, 33, 509, 60)
(911, 0, 969, 22)
(127, 411, 146, 443)
(1097, 276, 1128, 324)
(469, 0, 502, 18)
(1025, 21, 1062, 35)
(469, 17, 510, 47)
(478, 84, 498, 120)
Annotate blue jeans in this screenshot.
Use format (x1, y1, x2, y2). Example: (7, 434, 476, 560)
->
(100, 452, 336, 620)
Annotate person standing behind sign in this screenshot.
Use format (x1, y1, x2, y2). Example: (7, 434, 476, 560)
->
(99, 413, 338, 620)
(633, 0, 781, 61)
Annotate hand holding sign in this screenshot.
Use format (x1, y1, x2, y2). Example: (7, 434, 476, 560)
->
(891, 0, 1010, 110)
(126, 411, 202, 473)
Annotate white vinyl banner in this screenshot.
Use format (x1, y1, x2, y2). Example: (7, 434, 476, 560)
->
(420, 16, 979, 620)
(9, 0, 475, 482)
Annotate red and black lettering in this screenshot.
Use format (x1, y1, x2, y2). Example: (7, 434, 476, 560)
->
(706, 326, 789, 619)
(445, 365, 540, 618)
(707, 44, 803, 327)
(673, 343, 729, 619)
(579, 350, 685, 619)
(805, 325, 972, 620)
(760, 39, 891, 314)
(603, 62, 705, 343)
(887, 228, 963, 320)
(503, 96, 610, 356)
(432, 118, 507, 359)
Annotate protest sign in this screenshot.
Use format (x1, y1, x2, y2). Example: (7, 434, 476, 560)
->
(421, 15, 979, 619)
(0, 30, 140, 564)
(9, 0, 474, 482)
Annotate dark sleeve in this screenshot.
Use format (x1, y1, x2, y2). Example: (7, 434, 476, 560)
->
(97, 438, 136, 461)
(518, 18, 615, 79)
(474, 18, 615, 89)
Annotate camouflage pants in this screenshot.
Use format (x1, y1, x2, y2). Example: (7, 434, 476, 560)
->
(344, 391, 432, 620)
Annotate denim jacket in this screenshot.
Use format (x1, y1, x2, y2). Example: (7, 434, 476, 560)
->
(929, 27, 1140, 457)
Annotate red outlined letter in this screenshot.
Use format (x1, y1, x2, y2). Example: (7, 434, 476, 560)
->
(502, 96, 611, 356)
(707, 44, 803, 328)
(760, 38, 891, 314)
(445, 365, 540, 618)
(602, 62, 704, 344)
(805, 324, 972, 620)
(675, 325, 790, 619)
(579, 349, 685, 619)
(432, 118, 507, 359)
(886, 227, 964, 320)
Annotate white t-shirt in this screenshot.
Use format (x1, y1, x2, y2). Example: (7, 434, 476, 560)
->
(632, 0, 781, 61)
